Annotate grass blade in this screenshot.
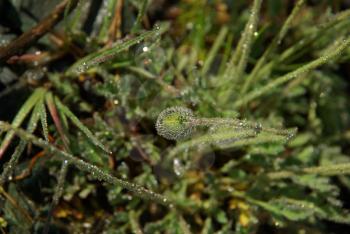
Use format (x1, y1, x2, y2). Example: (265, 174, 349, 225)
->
(0, 99, 42, 184)
(131, 0, 149, 33)
(54, 97, 111, 154)
(201, 26, 228, 75)
(233, 37, 350, 108)
(129, 210, 144, 234)
(67, 22, 169, 75)
(235, 0, 263, 81)
(241, 0, 305, 94)
(0, 88, 46, 159)
(46, 92, 70, 150)
(268, 163, 350, 179)
(222, 0, 262, 82)
(97, 0, 118, 40)
(43, 160, 69, 234)
(38, 99, 49, 142)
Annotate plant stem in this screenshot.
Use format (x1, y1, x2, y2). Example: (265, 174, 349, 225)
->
(191, 117, 295, 137)
(241, 0, 305, 95)
(0, 121, 174, 208)
(235, 0, 263, 81)
(234, 37, 350, 108)
(0, 0, 79, 61)
(131, 0, 149, 33)
(267, 163, 350, 179)
(0, 88, 46, 159)
(43, 160, 69, 234)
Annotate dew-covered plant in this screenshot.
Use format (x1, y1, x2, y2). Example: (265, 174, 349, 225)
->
(1, 0, 350, 233)
(156, 106, 296, 141)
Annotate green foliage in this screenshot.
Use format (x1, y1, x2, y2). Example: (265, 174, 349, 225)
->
(1, 0, 350, 233)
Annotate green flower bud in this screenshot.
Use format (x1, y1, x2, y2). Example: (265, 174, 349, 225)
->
(156, 106, 194, 140)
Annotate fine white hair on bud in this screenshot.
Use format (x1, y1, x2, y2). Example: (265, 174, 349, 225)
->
(155, 106, 194, 140)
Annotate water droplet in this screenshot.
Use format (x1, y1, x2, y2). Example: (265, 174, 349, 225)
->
(186, 22, 194, 30)
(143, 58, 152, 65)
(173, 158, 185, 176)
(83, 222, 92, 228)
(255, 122, 262, 133)
(77, 62, 89, 73)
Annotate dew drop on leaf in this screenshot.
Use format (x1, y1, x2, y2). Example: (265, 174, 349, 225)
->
(173, 158, 186, 176)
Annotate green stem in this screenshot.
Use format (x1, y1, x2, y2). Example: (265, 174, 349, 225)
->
(222, 0, 263, 84)
(267, 163, 350, 179)
(131, 0, 148, 33)
(191, 117, 295, 137)
(0, 121, 173, 208)
(235, 0, 263, 81)
(241, 0, 305, 95)
(234, 37, 350, 108)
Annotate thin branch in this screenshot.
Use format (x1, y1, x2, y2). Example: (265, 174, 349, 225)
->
(0, 0, 79, 62)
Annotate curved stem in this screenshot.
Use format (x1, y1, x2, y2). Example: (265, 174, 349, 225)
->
(190, 117, 295, 137)
(0, 121, 174, 208)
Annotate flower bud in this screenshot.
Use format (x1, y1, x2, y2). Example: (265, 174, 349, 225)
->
(156, 106, 194, 140)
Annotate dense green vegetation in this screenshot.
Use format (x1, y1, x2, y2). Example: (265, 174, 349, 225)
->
(1, 0, 350, 233)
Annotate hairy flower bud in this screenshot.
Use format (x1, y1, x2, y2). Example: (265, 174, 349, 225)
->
(155, 106, 194, 140)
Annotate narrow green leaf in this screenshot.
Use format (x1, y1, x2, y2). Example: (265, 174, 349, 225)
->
(169, 129, 257, 158)
(201, 218, 214, 234)
(54, 97, 110, 154)
(129, 210, 143, 234)
(38, 99, 49, 142)
(131, 0, 149, 33)
(234, 37, 350, 108)
(44, 160, 70, 233)
(98, 0, 118, 39)
(67, 22, 169, 75)
(178, 213, 192, 234)
(235, 0, 263, 81)
(46, 92, 70, 150)
(201, 26, 228, 75)
(249, 197, 321, 221)
(0, 99, 42, 184)
(268, 162, 350, 180)
(222, 0, 262, 82)
(0, 88, 46, 159)
(242, 0, 305, 94)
